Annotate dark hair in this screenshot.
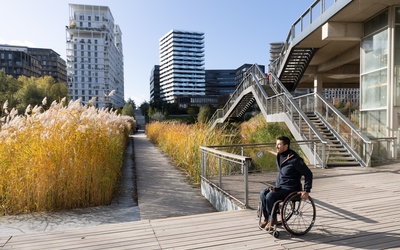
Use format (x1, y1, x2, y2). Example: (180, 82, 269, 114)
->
(277, 136, 290, 147)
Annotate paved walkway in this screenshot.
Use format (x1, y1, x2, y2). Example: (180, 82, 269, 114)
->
(134, 130, 216, 220)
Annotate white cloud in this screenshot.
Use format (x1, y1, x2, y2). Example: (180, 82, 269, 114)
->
(0, 37, 35, 47)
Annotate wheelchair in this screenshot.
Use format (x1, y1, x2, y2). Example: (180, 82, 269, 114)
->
(258, 191, 316, 238)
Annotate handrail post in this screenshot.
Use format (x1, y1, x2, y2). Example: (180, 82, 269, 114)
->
(244, 159, 250, 208)
(322, 142, 326, 168)
(218, 157, 222, 187)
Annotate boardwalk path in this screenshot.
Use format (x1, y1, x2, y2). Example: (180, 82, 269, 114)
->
(0, 132, 400, 249)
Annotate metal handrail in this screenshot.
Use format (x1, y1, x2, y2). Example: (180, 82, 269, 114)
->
(269, 0, 347, 75)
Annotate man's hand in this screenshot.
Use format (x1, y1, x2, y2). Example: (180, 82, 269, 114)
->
(298, 191, 309, 200)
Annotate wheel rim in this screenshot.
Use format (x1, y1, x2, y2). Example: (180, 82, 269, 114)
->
(281, 193, 316, 236)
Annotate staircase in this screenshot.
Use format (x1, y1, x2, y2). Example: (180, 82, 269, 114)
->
(279, 48, 317, 91)
(304, 112, 360, 167)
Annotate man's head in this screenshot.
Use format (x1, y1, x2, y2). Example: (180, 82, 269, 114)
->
(276, 136, 290, 154)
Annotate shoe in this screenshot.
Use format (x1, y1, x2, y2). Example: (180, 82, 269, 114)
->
(263, 221, 277, 230)
(260, 220, 268, 228)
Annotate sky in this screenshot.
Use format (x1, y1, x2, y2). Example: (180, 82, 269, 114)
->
(0, 0, 315, 106)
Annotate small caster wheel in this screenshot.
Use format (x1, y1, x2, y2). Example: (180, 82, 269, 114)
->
(273, 230, 280, 238)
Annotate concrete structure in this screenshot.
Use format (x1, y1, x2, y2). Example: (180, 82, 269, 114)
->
(66, 4, 124, 109)
(159, 30, 205, 106)
(279, 0, 400, 157)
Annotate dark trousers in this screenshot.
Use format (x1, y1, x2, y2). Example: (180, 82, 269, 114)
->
(259, 188, 293, 222)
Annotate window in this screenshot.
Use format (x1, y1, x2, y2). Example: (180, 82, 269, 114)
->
(88, 52, 91, 57)
(94, 46, 97, 51)
(79, 15, 84, 20)
(81, 51, 84, 57)
(80, 22, 83, 27)
(73, 44, 77, 49)
(74, 64, 77, 69)
(88, 45, 91, 50)
(94, 39, 98, 44)
(81, 44, 84, 50)
(94, 52, 98, 57)
(88, 22, 91, 27)
(88, 16, 91, 21)
(81, 83, 85, 88)
(81, 77, 84, 82)
(95, 16, 99, 21)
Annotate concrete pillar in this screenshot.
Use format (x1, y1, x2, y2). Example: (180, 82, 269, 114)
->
(314, 74, 323, 114)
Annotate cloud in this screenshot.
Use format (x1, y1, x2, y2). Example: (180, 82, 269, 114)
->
(0, 37, 35, 47)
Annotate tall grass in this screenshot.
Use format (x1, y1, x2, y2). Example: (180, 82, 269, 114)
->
(146, 121, 240, 184)
(0, 98, 134, 215)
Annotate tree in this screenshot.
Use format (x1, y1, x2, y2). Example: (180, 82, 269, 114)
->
(121, 102, 135, 117)
(0, 70, 21, 116)
(197, 105, 212, 124)
(15, 75, 68, 113)
(140, 101, 149, 116)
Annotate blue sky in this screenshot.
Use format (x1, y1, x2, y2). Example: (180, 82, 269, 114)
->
(0, 0, 314, 106)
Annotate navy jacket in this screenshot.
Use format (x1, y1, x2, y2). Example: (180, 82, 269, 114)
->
(275, 149, 313, 192)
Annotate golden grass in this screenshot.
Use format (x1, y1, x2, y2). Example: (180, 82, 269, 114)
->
(0, 98, 134, 215)
(146, 121, 240, 184)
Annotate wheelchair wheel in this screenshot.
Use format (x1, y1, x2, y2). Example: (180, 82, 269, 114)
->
(280, 192, 316, 236)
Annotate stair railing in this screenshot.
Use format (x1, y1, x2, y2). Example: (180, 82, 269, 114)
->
(294, 92, 373, 167)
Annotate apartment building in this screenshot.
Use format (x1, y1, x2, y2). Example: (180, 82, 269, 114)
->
(159, 30, 205, 106)
(66, 4, 124, 108)
(0, 45, 67, 81)
(27, 47, 67, 83)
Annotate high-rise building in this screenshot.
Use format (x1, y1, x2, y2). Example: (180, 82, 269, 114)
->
(159, 30, 205, 105)
(150, 65, 160, 103)
(66, 4, 124, 108)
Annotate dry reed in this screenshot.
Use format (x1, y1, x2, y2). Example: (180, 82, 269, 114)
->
(0, 98, 134, 215)
(146, 121, 239, 184)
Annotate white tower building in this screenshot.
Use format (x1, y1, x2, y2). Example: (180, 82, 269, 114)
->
(66, 4, 124, 108)
(159, 30, 205, 104)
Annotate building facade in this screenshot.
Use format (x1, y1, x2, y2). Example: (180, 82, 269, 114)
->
(0, 45, 42, 79)
(150, 65, 160, 103)
(159, 30, 205, 105)
(66, 4, 124, 108)
(27, 47, 67, 83)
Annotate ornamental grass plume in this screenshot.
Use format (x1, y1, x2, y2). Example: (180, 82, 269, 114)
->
(0, 98, 135, 215)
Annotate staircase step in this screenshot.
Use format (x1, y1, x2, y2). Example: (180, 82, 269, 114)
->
(328, 157, 356, 161)
(327, 162, 361, 167)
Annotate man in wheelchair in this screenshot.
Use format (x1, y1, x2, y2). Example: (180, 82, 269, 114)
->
(259, 136, 313, 230)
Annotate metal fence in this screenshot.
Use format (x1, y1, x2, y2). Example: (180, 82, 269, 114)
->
(200, 141, 317, 209)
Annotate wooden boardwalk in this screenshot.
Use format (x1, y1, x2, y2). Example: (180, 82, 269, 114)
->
(1, 164, 400, 249)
